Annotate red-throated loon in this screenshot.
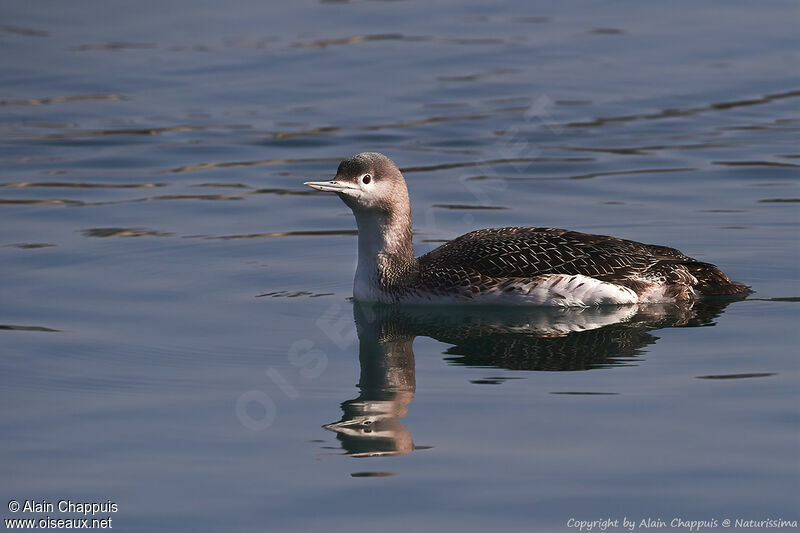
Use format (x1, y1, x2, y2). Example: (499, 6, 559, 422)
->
(305, 152, 749, 306)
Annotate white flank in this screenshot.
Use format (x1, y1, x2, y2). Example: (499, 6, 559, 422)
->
(397, 274, 642, 307)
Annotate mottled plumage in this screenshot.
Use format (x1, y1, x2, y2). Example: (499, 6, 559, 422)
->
(415, 227, 747, 303)
(305, 153, 749, 306)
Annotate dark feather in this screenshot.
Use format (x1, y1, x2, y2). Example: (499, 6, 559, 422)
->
(416, 227, 748, 298)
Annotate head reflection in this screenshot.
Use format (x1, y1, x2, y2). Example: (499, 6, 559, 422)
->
(323, 302, 416, 457)
(323, 298, 740, 457)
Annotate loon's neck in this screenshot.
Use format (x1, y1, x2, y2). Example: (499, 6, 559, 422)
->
(352, 208, 417, 302)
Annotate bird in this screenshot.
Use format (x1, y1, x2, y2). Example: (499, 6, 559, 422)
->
(304, 152, 749, 306)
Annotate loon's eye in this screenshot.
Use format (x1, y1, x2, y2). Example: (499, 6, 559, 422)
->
(362, 174, 372, 184)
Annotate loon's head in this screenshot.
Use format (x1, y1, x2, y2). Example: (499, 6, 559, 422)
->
(305, 152, 409, 215)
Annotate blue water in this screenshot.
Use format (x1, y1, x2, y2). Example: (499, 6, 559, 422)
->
(1, 1, 799, 531)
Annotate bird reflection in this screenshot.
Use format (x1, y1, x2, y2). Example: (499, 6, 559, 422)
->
(323, 298, 741, 457)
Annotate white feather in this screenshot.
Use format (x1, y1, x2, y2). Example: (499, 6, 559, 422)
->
(396, 274, 641, 306)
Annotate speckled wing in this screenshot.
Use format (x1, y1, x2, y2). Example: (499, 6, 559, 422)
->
(418, 227, 688, 284)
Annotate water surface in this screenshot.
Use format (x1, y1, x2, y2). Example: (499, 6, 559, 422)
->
(1, 1, 799, 531)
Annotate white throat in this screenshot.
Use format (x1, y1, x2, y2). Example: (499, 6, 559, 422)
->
(351, 209, 413, 302)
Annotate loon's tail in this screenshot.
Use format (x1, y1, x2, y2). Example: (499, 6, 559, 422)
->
(686, 262, 750, 296)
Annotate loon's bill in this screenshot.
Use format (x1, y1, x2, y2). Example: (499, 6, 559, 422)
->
(304, 180, 359, 194)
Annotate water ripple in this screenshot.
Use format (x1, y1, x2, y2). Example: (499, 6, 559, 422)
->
(586, 28, 624, 35)
(80, 228, 172, 238)
(294, 33, 426, 49)
(431, 204, 508, 210)
(28, 124, 252, 140)
(73, 42, 156, 51)
(0, 182, 165, 189)
(268, 105, 538, 140)
(0, 25, 50, 37)
(437, 69, 518, 82)
(185, 229, 357, 240)
(557, 90, 800, 129)
(401, 157, 594, 173)
(169, 157, 339, 174)
(0, 198, 84, 206)
(0, 94, 129, 106)
(555, 143, 729, 156)
(4, 243, 56, 249)
(466, 167, 695, 181)
(757, 198, 800, 203)
(696, 373, 777, 380)
(713, 160, 799, 168)
(0, 192, 253, 207)
(0, 324, 60, 332)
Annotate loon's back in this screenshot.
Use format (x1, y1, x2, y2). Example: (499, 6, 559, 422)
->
(412, 227, 748, 306)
